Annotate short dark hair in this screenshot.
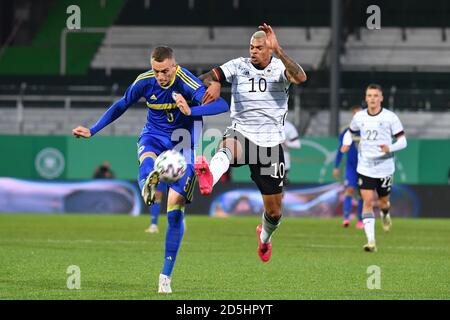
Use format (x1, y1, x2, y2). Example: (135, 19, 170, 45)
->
(151, 46, 174, 62)
(366, 83, 383, 93)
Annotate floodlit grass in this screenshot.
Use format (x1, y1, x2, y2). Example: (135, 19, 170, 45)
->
(0, 214, 449, 299)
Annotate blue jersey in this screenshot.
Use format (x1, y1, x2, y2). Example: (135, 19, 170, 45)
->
(335, 128, 360, 188)
(335, 127, 360, 169)
(90, 66, 206, 147)
(132, 66, 205, 142)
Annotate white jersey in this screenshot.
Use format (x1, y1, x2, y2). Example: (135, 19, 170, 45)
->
(349, 108, 405, 178)
(283, 120, 301, 170)
(220, 57, 291, 147)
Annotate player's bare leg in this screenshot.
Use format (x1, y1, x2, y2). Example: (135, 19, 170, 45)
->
(361, 189, 377, 252)
(378, 196, 392, 232)
(256, 193, 282, 262)
(195, 137, 242, 195)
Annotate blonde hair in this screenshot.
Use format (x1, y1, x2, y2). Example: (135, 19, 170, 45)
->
(251, 30, 266, 41)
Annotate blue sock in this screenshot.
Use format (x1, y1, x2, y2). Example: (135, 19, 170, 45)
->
(150, 202, 161, 225)
(343, 195, 352, 220)
(357, 199, 363, 221)
(161, 206, 185, 277)
(138, 156, 155, 190)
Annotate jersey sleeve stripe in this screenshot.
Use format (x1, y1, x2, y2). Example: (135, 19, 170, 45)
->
(179, 75, 199, 90)
(394, 130, 405, 138)
(177, 70, 200, 90)
(133, 73, 154, 85)
(135, 70, 154, 79)
(178, 69, 200, 86)
(212, 67, 224, 82)
(179, 73, 200, 90)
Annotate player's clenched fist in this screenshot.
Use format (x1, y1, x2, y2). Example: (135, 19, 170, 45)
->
(72, 126, 91, 138)
(173, 92, 191, 116)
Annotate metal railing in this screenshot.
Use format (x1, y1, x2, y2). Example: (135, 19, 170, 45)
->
(1, 84, 449, 135)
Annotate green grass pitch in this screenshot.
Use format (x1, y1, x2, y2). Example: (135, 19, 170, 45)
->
(0, 214, 449, 299)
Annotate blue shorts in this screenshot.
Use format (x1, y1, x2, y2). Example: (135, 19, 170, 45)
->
(344, 164, 358, 189)
(137, 133, 196, 203)
(156, 180, 167, 193)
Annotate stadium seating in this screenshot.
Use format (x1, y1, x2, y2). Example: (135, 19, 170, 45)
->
(343, 28, 450, 72)
(2, 103, 449, 138)
(91, 25, 450, 74)
(1, 1, 449, 139)
(91, 26, 330, 72)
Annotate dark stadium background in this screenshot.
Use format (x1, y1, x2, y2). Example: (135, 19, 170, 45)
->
(0, 0, 449, 217)
(0, 0, 450, 302)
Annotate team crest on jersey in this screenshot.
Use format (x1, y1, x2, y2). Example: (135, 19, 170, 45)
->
(150, 94, 157, 100)
(263, 68, 272, 76)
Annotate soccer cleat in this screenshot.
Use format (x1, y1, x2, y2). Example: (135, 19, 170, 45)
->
(194, 156, 213, 195)
(142, 170, 160, 205)
(256, 224, 272, 262)
(363, 240, 377, 252)
(381, 213, 392, 232)
(355, 221, 364, 229)
(145, 224, 159, 234)
(342, 219, 350, 228)
(158, 274, 172, 294)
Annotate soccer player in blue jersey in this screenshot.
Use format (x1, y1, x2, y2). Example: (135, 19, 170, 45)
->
(333, 105, 363, 229)
(72, 46, 229, 294)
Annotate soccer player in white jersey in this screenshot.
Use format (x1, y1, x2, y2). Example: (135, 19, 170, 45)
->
(194, 23, 307, 262)
(341, 84, 407, 252)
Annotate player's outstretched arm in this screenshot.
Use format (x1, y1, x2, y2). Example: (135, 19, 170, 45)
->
(174, 92, 229, 116)
(72, 126, 91, 138)
(190, 97, 229, 116)
(259, 23, 307, 84)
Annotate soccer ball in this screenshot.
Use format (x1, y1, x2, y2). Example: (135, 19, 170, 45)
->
(154, 150, 187, 183)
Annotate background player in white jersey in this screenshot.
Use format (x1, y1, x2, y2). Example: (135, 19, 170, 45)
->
(194, 23, 307, 262)
(283, 120, 301, 186)
(342, 84, 407, 252)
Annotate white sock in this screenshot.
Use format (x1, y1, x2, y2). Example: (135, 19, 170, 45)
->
(363, 212, 375, 242)
(210, 150, 231, 186)
(260, 212, 280, 244)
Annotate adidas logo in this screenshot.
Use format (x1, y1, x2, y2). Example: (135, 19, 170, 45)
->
(150, 94, 157, 100)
